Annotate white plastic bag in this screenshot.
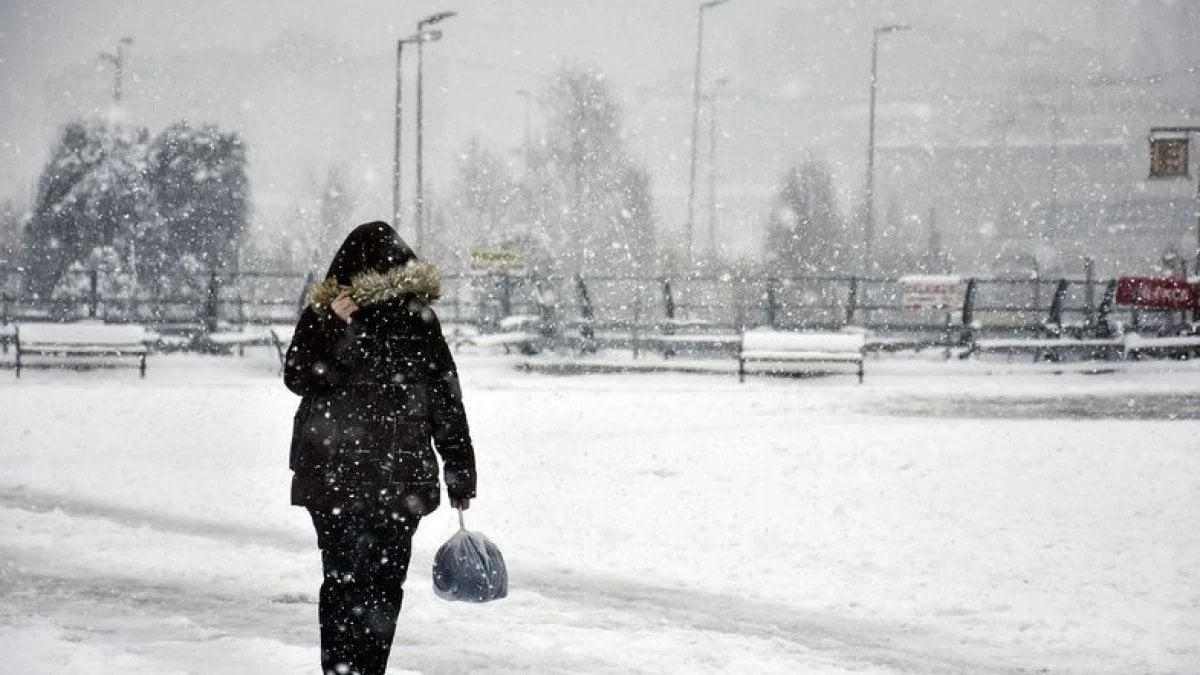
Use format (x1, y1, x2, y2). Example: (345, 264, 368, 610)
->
(432, 510, 508, 603)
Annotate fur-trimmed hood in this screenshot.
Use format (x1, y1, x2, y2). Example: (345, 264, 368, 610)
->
(308, 261, 442, 313)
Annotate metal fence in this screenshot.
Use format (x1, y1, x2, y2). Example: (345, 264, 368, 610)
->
(0, 266, 1191, 345)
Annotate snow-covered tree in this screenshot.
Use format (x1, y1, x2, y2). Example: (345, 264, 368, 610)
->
(24, 119, 250, 300)
(766, 158, 847, 276)
(0, 200, 21, 269)
(24, 121, 156, 298)
(317, 166, 353, 263)
(531, 66, 657, 277)
(448, 136, 519, 252)
(143, 122, 249, 279)
(50, 245, 139, 319)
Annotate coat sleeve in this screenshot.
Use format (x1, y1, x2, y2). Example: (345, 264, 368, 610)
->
(424, 309, 477, 500)
(283, 306, 354, 396)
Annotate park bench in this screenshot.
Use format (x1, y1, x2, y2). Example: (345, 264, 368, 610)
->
(967, 336, 1124, 362)
(205, 324, 298, 357)
(1123, 332, 1200, 360)
(738, 330, 865, 383)
(269, 325, 294, 368)
(452, 315, 541, 354)
(646, 319, 740, 358)
(14, 322, 152, 378)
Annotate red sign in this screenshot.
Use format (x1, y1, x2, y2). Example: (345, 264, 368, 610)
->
(1116, 276, 1199, 310)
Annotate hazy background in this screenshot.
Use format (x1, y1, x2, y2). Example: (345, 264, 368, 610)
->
(2, 0, 1199, 274)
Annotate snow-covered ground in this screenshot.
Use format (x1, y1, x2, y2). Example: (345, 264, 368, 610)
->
(1, 351, 1198, 674)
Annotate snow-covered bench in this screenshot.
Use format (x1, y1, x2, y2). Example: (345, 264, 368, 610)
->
(968, 337, 1124, 362)
(738, 330, 865, 383)
(14, 322, 152, 378)
(1123, 333, 1200, 360)
(453, 315, 541, 354)
(269, 325, 294, 368)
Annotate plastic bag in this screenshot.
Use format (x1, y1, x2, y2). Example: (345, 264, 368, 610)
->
(432, 510, 508, 603)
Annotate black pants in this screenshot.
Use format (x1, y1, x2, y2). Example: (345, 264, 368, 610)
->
(309, 508, 420, 675)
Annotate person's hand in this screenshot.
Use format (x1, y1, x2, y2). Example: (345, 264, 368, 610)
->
(331, 291, 359, 323)
(450, 497, 470, 510)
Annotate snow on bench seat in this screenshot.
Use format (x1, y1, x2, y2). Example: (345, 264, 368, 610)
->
(739, 330, 865, 383)
(206, 326, 276, 346)
(15, 322, 151, 378)
(974, 337, 1123, 352)
(969, 337, 1125, 362)
(458, 332, 537, 347)
(654, 333, 740, 345)
(1124, 333, 1200, 357)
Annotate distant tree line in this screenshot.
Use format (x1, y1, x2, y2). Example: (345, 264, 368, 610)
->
(21, 119, 249, 299)
(434, 65, 951, 283)
(435, 66, 656, 279)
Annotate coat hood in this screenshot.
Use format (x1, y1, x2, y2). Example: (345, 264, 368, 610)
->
(326, 221, 416, 285)
(308, 220, 441, 311)
(308, 261, 442, 311)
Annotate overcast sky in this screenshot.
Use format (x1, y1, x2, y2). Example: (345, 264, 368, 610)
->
(2, 1, 1194, 259)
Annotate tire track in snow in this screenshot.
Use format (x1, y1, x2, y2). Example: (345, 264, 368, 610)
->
(0, 484, 1038, 674)
(0, 484, 310, 552)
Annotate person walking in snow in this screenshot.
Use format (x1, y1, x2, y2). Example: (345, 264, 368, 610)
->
(284, 221, 477, 675)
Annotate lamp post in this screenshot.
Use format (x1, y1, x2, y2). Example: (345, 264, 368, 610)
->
(863, 23, 910, 275)
(99, 37, 134, 105)
(706, 77, 730, 258)
(686, 0, 732, 263)
(393, 30, 442, 239)
(415, 10, 456, 253)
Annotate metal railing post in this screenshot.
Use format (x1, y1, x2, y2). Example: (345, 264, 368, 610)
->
(204, 271, 220, 334)
(765, 277, 778, 329)
(846, 277, 859, 325)
(88, 269, 99, 319)
(575, 274, 595, 352)
(961, 278, 977, 345)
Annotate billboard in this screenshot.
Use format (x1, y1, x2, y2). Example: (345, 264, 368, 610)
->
(1148, 136, 1190, 179)
(1115, 276, 1199, 311)
(899, 275, 962, 311)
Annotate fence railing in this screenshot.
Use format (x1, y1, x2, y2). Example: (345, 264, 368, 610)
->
(0, 267, 1192, 345)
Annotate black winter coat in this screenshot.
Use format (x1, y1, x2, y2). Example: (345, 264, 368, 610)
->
(284, 222, 476, 516)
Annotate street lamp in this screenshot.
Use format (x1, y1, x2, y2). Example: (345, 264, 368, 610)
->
(393, 29, 443, 241)
(99, 36, 134, 105)
(706, 77, 730, 258)
(863, 23, 910, 275)
(686, 0, 732, 263)
(415, 10, 456, 253)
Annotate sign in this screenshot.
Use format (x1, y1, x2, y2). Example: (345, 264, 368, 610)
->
(1115, 276, 1199, 310)
(1149, 136, 1189, 179)
(899, 274, 962, 311)
(469, 248, 525, 272)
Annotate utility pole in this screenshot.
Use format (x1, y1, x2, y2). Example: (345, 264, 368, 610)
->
(1048, 104, 1061, 234)
(686, 0, 731, 263)
(707, 77, 729, 259)
(863, 24, 910, 275)
(393, 39, 406, 235)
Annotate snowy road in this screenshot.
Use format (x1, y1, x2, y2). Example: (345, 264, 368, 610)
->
(1, 353, 1198, 673)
